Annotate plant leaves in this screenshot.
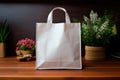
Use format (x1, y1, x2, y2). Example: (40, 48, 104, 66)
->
(0, 19, 9, 42)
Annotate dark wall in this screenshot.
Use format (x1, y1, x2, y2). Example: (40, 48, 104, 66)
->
(0, 1, 120, 56)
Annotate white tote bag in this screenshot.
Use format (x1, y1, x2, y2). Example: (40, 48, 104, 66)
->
(36, 7, 82, 69)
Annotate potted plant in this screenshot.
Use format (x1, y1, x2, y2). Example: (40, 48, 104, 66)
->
(81, 10, 117, 60)
(16, 38, 35, 61)
(0, 20, 9, 58)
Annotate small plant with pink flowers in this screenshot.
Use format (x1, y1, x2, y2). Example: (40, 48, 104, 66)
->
(16, 38, 35, 51)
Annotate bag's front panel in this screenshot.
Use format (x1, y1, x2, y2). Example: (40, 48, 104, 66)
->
(36, 7, 82, 69)
(36, 23, 82, 69)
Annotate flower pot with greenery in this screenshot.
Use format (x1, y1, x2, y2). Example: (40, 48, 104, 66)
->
(81, 10, 117, 60)
(0, 20, 9, 58)
(16, 38, 35, 61)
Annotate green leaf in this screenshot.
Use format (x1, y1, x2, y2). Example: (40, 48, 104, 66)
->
(72, 18, 80, 22)
(112, 24, 117, 35)
(0, 19, 9, 42)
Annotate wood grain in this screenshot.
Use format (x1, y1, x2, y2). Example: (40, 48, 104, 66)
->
(0, 57, 120, 80)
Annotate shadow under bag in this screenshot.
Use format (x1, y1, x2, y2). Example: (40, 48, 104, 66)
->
(36, 7, 82, 69)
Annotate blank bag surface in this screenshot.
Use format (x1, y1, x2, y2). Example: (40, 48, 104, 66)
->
(36, 7, 82, 69)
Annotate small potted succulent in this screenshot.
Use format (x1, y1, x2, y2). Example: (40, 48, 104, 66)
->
(0, 20, 9, 58)
(16, 38, 35, 61)
(81, 10, 117, 60)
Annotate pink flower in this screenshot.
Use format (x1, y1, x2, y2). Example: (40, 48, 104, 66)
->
(16, 38, 35, 51)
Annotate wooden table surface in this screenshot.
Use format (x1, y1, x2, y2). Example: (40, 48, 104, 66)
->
(0, 57, 120, 80)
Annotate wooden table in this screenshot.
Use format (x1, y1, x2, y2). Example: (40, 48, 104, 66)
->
(0, 57, 120, 80)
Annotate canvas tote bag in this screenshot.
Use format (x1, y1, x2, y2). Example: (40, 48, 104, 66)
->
(36, 7, 82, 69)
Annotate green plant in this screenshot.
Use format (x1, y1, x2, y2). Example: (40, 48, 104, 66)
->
(0, 20, 9, 42)
(74, 10, 117, 46)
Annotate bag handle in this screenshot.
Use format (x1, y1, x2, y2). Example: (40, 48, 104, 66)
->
(47, 7, 71, 23)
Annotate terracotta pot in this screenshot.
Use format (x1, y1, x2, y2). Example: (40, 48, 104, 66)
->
(0, 43, 5, 58)
(85, 46, 105, 60)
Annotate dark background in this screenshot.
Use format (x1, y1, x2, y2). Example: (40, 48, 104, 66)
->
(0, 0, 120, 56)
